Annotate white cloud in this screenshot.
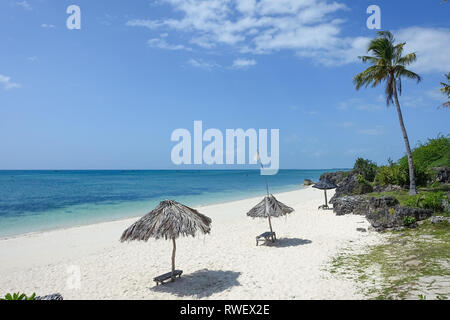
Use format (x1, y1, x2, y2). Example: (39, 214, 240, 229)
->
(187, 58, 220, 70)
(125, 2, 449, 72)
(27, 56, 38, 62)
(147, 38, 191, 51)
(396, 27, 450, 74)
(126, 0, 352, 64)
(0, 74, 21, 90)
(16, 1, 31, 10)
(232, 58, 256, 69)
(41, 24, 55, 28)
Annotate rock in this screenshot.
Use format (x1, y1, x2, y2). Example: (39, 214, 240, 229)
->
(405, 259, 421, 267)
(356, 227, 367, 232)
(35, 293, 63, 300)
(432, 167, 450, 184)
(366, 203, 432, 231)
(443, 193, 450, 212)
(396, 206, 433, 221)
(369, 196, 399, 208)
(331, 195, 400, 217)
(334, 172, 360, 198)
(330, 195, 370, 216)
(319, 171, 349, 186)
(373, 184, 404, 193)
(430, 216, 450, 224)
(304, 179, 314, 186)
(324, 170, 373, 201)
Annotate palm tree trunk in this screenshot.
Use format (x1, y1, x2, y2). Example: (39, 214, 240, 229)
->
(393, 85, 417, 195)
(171, 237, 176, 281)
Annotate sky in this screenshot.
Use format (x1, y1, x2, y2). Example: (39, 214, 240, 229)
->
(0, 0, 449, 170)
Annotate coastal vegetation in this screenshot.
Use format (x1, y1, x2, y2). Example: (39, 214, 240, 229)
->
(330, 220, 450, 300)
(1, 292, 36, 300)
(354, 31, 422, 195)
(327, 135, 449, 299)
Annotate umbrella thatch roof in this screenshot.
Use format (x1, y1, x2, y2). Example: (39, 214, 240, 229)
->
(120, 200, 212, 242)
(312, 179, 337, 190)
(247, 194, 294, 218)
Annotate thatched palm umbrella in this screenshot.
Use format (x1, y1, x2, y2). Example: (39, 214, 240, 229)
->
(312, 179, 337, 209)
(120, 200, 212, 280)
(247, 194, 294, 238)
(246, 152, 294, 241)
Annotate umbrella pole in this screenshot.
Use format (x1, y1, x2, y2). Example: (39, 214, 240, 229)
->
(268, 215, 275, 242)
(324, 189, 328, 207)
(171, 237, 176, 281)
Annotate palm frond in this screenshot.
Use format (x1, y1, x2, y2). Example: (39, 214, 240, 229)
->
(395, 66, 421, 83)
(397, 52, 417, 66)
(353, 30, 421, 106)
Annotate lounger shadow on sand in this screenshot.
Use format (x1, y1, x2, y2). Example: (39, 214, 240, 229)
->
(266, 238, 312, 248)
(150, 269, 241, 298)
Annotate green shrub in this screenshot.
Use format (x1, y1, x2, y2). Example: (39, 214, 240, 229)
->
(403, 216, 416, 226)
(421, 191, 446, 212)
(374, 165, 406, 187)
(355, 174, 374, 194)
(404, 195, 422, 208)
(398, 157, 430, 187)
(354, 158, 378, 182)
(403, 191, 446, 212)
(1, 292, 36, 300)
(402, 135, 450, 169)
(374, 135, 449, 188)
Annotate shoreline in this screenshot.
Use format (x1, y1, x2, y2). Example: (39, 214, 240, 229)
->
(0, 186, 384, 299)
(0, 184, 305, 241)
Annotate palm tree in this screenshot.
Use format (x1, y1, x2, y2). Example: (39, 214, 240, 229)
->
(440, 73, 450, 108)
(354, 31, 421, 195)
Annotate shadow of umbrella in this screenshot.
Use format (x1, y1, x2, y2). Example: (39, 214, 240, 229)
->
(266, 238, 312, 248)
(150, 269, 241, 298)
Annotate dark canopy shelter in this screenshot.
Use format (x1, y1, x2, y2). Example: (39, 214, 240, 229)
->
(312, 179, 337, 210)
(120, 200, 212, 281)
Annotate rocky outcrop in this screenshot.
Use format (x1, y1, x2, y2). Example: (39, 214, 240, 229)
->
(366, 200, 432, 231)
(319, 171, 349, 186)
(304, 179, 314, 186)
(330, 195, 370, 216)
(372, 184, 404, 193)
(369, 195, 399, 209)
(432, 167, 450, 184)
(331, 195, 398, 217)
(443, 193, 450, 212)
(431, 216, 450, 224)
(320, 170, 374, 201)
(330, 194, 432, 231)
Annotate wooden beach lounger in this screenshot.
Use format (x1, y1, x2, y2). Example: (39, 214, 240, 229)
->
(256, 231, 276, 245)
(153, 270, 183, 285)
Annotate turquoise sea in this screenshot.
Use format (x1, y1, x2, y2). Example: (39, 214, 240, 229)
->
(0, 170, 342, 237)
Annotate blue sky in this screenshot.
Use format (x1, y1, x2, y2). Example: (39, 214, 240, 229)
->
(0, 0, 449, 170)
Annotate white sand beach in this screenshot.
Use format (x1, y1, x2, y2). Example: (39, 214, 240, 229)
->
(0, 187, 384, 300)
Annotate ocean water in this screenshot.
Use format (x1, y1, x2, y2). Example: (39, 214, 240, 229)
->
(0, 170, 341, 237)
